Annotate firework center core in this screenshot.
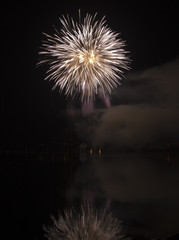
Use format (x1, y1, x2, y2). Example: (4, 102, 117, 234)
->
(78, 50, 96, 64)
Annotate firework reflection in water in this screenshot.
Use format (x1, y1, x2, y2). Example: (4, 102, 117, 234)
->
(43, 205, 130, 240)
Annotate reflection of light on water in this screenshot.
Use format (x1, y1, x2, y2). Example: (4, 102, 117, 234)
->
(167, 152, 179, 164)
(99, 148, 102, 158)
(79, 143, 103, 161)
(168, 154, 170, 163)
(90, 149, 93, 156)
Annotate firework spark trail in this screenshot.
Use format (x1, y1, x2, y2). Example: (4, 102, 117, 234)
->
(43, 205, 130, 240)
(82, 99, 94, 116)
(38, 13, 130, 102)
(98, 87, 111, 108)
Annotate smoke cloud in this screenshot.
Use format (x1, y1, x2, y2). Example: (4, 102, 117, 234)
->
(90, 58, 179, 150)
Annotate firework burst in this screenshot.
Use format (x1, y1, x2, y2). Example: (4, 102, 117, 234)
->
(38, 13, 130, 101)
(43, 205, 130, 240)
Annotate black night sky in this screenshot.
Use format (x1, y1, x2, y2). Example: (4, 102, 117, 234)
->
(2, 1, 179, 240)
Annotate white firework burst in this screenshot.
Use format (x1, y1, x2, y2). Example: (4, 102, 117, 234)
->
(38, 13, 130, 101)
(43, 205, 130, 240)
